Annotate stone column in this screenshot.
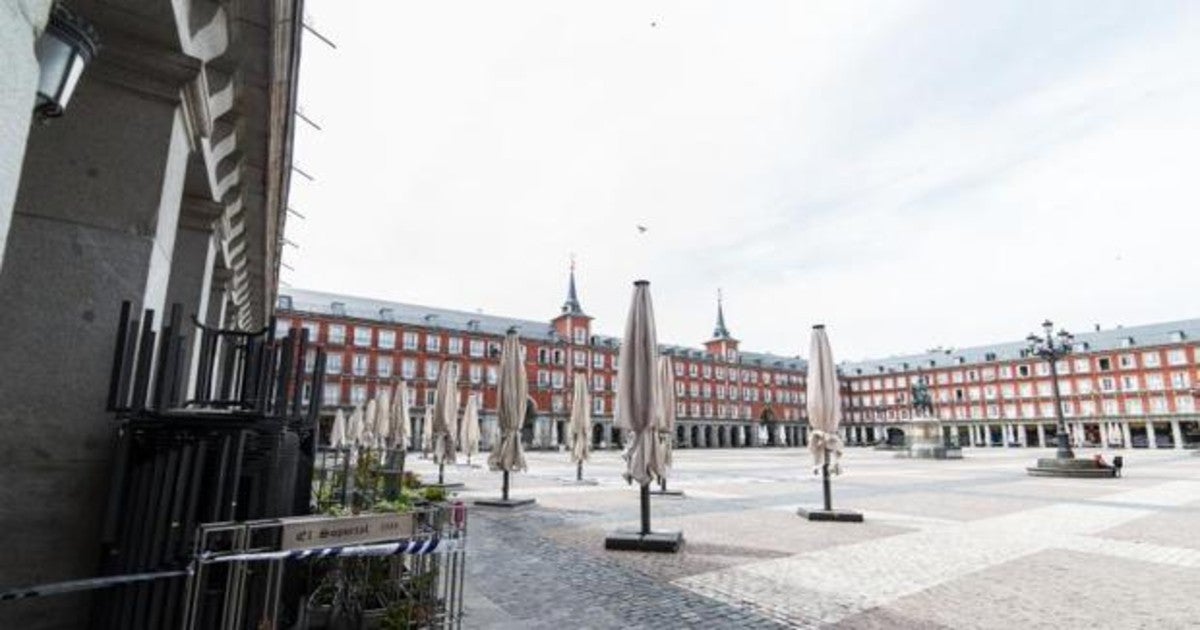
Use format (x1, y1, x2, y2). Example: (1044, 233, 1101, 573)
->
(0, 43, 199, 628)
(1146, 421, 1158, 448)
(1017, 424, 1027, 446)
(1170, 420, 1183, 449)
(1099, 423, 1109, 448)
(602, 423, 613, 449)
(1036, 424, 1046, 448)
(0, 0, 53, 272)
(1121, 422, 1132, 449)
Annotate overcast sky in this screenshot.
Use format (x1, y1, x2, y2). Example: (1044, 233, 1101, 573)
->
(285, 1, 1200, 361)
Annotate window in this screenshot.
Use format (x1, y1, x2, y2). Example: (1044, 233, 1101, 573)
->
(689, 364, 699, 377)
(328, 325, 346, 345)
(448, 337, 462, 354)
(378, 330, 396, 350)
(1118, 354, 1136, 369)
(323, 383, 341, 405)
(1171, 371, 1190, 389)
(469, 339, 485, 357)
(1097, 357, 1112, 371)
(593, 374, 605, 391)
(1017, 365, 1030, 378)
(1142, 351, 1161, 367)
(425, 335, 441, 352)
(352, 354, 369, 376)
(1035, 363, 1050, 376)
(1080, 400, 1096, 416)
(1146, 374, 1164, 391)
(703, 365, 712, 378)
(1018, 383, 1033, 398)
(274, 319, 290, 338)
(425, 390, 436, 406)
(305, 349, 316, 373)
(593, 353, 605, 369)
(401, 358, 416, 379)
(1176, 395, 1194, 412)
(674, 362, 684, 376)
(1076, 378, 1093, 394)
(424, 360, 439, 381)
(1150, 397, 1168, 413)
(302, 321, 319, 341)
(487, 366, 498, 385)
(1000, 384, 1014, 399)
(573, 328, 587, 345)
(552, 349, 565, 365)
(573, 351, 587, 367)
(1121, 375, 1138, 391)
(354, 327, 372, 347)
(351, 385, 367, 405)
(326, 353, 343, 374)
(552, 371, 565, 389)
(552, 396, 564, 413)
(593, 397, 604, 414)
(465, 364, 480, 384)
(537, 370, 550, 388)
(1125, 398, 1143, 415)
(377, 356, 392, 378)
(717, 385, 726, 399)
(716, 367, 726, 379)
(951, 372, 964, 384)
(1072, 358, 1089, 373)
(1167, 349, 1187, 365)
(1099, 377, 1115, 392)
(1102, 399, 1118, 415)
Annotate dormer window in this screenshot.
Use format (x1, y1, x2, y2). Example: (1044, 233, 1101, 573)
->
(1169, 331, 1185, 342)
(331, 301, 346, 316)
(277, 295, 293, 310)
(1119, 337, 1134, 348)
(379, 307, 395, 322)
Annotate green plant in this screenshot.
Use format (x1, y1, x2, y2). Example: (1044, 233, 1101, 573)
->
(421, 486, 447, 503)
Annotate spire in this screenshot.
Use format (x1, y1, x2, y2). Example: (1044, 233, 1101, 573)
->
(561, 255, 584, 315)
(712, 288, 732, 339)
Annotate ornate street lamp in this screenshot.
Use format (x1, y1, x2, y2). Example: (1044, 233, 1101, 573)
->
(33, 3, 100, 121)
(1027, 319, 1074, 459)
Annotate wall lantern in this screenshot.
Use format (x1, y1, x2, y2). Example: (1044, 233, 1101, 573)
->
(33, 3, 100, 121)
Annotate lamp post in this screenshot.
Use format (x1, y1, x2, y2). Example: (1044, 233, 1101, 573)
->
(1027, 320, 1074, 459)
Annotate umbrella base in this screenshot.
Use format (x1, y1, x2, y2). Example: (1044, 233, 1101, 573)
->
(558, 478, 599, 485)
(797, 507, 864, 522)
(604, 530, 684, 553)
(474, 497, 536, 508)
(648, 489, 685, 497)
(423, 482, 465, 491)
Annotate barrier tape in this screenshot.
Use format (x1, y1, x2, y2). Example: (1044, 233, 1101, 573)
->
(0, 569, 190, 601)
(198, 537, 460, 564)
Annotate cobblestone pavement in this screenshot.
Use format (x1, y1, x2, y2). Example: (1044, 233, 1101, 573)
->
(403, 446, 1200, 629)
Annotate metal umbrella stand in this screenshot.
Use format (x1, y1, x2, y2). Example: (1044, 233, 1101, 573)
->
(604, 281, 683, 552)
(797, 324, 863, 523)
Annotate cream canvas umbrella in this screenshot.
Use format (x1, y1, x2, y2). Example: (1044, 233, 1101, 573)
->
(480, 329, 534, 507)
(363, 398, 378, 450)
(651, 355, 682, 496)
(391, 380, 413, 481)
(420, 407, 433, 457)
(605, 280, 681, 552)
(374, 386, 392, 451)
(798, 324, 862, 522)
(329, 408, 347, 449)
(431, 366, 459, 486)
(462, 394, 481, 466)
(567, 377, 592, 483)
(348, 405, 365, 449)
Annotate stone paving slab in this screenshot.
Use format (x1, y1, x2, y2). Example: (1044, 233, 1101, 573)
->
(397, 448, 1200, 628)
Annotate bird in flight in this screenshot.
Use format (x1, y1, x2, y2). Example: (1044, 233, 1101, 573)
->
(636, 225, 648, 233)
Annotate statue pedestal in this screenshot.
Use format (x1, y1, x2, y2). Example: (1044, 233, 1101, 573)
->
(899, 415, 962, 460)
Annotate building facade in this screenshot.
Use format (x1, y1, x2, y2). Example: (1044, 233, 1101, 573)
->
(276, 271, 811, 451)
(839, 320, 1200, 450)
(0, 2, 303, 627)
(280, 276, 1200, 454)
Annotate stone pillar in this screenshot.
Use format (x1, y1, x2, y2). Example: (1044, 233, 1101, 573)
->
(1170, 420, 1183, 449)
(166, 201, 223, 399)
(1017, 424, 1027, 446)
(602, 423, 613, 449)
(0, 46, 198, 628)
(1036, 424, 1046, 448)
(1146, 421, 1158, 448)
(0, 0, 52, 273)
(1099, 423, 1109, 448)
(1121, 422, 1132, 449)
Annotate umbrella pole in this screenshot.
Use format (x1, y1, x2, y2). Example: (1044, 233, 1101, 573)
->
(822, 457, 833, 512)
(659, 477, 667, 492)
(502, 470, 510, 501)
(341, 447, 351, 506)
(576, 461, 582, 482)
(640, 482, 651, 535)
(438, 463, 445, 485)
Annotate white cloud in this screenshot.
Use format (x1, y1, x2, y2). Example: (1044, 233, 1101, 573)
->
(286, 0, 1200, 360)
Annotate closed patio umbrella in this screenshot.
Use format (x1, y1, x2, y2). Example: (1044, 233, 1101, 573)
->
(605, 280, 681, 552)
(651, 355, 683, 496)
(421, 407, 433, 457)
(374, 387, 391, 452)
(462, 394, 481, 466)
(363, 398, 378, 450)
(798, 324, 862, 522)
(329, 408, 347, 449)
(567, 376, 594, 483)
(391, 380, 413, 491)
(479, 329, 534, 507)
(431, 366, 460, 486)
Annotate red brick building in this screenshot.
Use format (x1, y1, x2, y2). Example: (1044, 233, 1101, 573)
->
(275, 269, 809, 450)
